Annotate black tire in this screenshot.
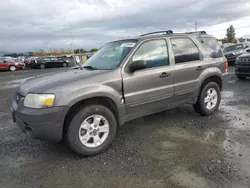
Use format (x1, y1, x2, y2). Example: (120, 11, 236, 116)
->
(236, 75, 246, 80)
(9, 65, 16, 71)
(193, 82, 221, 116)
(66, 105, 117, 156)
(62, 62, 67, 67)
(40, 64, 45, 69)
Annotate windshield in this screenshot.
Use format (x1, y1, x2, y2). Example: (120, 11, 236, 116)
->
(224, 44, 243, 52)
(82, 40, 137, 70)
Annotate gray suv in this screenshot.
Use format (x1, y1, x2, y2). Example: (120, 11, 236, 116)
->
(11, 30, 228, 156)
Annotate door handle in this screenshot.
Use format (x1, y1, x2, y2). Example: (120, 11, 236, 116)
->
(159, 72, 170, 78)
(196, 66, 204, 71)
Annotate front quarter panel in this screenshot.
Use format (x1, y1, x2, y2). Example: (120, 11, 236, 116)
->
(50, 69, 123, 108)
(65, 84, 123, 107)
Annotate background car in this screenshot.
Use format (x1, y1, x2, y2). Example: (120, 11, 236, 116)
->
(235, 48, 250, 79)
(13, 58, 25, 69)
(30, 56, 70, 69)
(0, 57, 22, 71)
(223, 43, 248, 64)
(221, 43, 233, 50)
(24, 57, 39, 67)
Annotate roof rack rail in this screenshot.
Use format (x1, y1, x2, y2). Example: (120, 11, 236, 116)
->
(185, 31, 206, 35)
(140, 30, 173, 36)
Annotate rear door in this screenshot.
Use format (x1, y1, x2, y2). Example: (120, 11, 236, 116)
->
(170, 37, 204, 101)
(122, 38, 174, 118)
(42, 58, 52, 67)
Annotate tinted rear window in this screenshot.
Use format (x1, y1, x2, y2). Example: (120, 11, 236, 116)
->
(171, 38, 200, 64)
(199, 37, 223, 58)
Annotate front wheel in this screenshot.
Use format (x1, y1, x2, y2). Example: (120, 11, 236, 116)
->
(62, 62, 67, 67)
(40, 64, 45, 69)
(66, 105, 117, 156)
(9, 65, 16, 71)
(193, 82, 221, 116)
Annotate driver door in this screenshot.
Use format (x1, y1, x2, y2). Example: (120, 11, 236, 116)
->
(122, 39, 174, 119)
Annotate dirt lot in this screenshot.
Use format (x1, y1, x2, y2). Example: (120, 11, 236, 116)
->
(0, 67, 250, 188)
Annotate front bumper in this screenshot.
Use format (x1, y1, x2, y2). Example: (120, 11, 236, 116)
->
(12, 97, 69, 142)
(235, 66, 250, 77)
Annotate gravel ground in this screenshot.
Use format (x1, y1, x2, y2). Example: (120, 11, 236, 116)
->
(0, 67, 250, 188)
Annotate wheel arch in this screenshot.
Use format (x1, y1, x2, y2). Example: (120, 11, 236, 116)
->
(8, 65, 17, 70)
(197, 75, 222, 97)
(62, 96, 120, 139)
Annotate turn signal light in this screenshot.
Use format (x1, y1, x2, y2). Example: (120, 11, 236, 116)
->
(225, 60, 228, 72)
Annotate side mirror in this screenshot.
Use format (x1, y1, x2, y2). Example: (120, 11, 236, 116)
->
(129, 60, 146, 72)
(210, 51, 219, 58)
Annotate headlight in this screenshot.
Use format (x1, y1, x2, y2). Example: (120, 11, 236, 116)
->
(24, 93, 55, 108)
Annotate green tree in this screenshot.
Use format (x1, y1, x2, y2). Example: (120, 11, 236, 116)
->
(80, 48, 87, 53)
(74, 49, 80, 54)
(90, 48, 98, 53)
(226, 25, 236, 43)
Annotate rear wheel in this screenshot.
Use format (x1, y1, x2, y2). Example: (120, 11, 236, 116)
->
(66, 105, 117, 156)
(40, 64, 45, 69)
(236, 75, 246, 80)
(9, 65, 16, 71)
(193, 82, 221, 116)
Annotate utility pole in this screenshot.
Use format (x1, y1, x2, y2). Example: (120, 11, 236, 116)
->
(195, 21, 197, 32)
(70, 28, 77, 67)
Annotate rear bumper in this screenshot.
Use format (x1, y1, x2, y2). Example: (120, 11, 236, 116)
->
(12, 99, 69, 142)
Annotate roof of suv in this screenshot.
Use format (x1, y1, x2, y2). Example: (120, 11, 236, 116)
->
(121, 30, 214, 41)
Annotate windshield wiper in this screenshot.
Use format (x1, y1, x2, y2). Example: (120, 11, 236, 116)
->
(83, 65, 98, 70)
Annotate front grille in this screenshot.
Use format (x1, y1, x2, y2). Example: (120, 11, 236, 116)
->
(236, 57, 250, 65)
(16, 93, 24, 104)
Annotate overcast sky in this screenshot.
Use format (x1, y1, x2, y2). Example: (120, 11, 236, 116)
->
(0, 0, 250, 52)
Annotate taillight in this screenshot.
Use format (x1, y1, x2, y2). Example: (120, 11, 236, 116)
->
(225, 60, 228, 72)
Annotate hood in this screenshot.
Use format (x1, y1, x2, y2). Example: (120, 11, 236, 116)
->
(239, 53, 250, 58)
(19, 69, 108, 96)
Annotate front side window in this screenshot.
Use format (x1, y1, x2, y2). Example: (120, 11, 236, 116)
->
(83, 40, 137, 70)
(171, 38, 200, 64)
(132, 39, 169, 69)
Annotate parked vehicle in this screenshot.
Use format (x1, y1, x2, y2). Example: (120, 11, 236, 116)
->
(24, 57, 38, 66)
(13, 58, 25, 69)
(0, 57, 22, 71)
(11, 30, 228, 156)
(221, 43, 232, 50)
(29, 57, 70, 69)
(235, 48, 250, 79)
(224, 43, 248, 64)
